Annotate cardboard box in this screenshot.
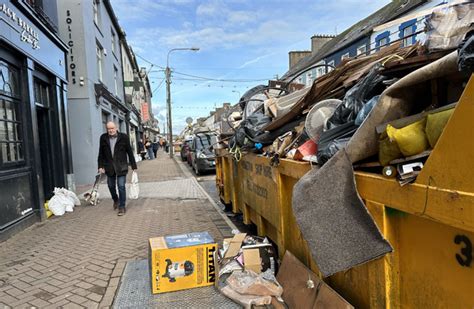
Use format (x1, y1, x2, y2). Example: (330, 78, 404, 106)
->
(149, 232, 217, 294)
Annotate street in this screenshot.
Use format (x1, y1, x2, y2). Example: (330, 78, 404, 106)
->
(0, 151, 237, 308)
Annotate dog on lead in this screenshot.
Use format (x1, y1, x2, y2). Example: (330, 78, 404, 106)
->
(84, 174, 102, 206)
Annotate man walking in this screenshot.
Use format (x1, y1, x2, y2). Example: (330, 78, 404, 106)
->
(98, 121, 137, 216)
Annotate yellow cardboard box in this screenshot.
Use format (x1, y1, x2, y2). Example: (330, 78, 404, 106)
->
(149, 231, 217, 294)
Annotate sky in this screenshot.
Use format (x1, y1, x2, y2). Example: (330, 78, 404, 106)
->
(112, 0, 391, 134)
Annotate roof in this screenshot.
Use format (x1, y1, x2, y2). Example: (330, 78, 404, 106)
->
(281, 0, 427, 81)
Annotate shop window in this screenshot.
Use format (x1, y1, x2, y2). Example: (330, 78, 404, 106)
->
(0, 61, 20, 98)
(0, 60, 23, 166)
(102, 111, 109, 133)
(34, 79, 51, 108)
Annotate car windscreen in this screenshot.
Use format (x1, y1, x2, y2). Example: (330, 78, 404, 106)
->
(195, 134, 217, 150)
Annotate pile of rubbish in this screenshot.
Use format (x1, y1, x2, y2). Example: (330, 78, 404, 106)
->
(216, 233, 283, 308)
(215, 233, 354, 308)
(212, 2, 473, 288)
(217, 4, 473, 186)
(46, 187, 81, 217)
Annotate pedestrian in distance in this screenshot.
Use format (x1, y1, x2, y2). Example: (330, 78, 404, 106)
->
(152, 138, 159, 158)
(145, 138, 154, 160)
(98, 121, 137, 216)
(138, 138, 146, 161)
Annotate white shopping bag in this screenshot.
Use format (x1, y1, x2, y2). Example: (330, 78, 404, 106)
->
(129, 171, 139, 199)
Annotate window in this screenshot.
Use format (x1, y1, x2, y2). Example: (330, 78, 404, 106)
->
(327, 60, 335, 72)
(306, 72, 313, 86)
(399, 19, 417, 47)
(114, 66, 118, 95)
(34, 79, 51, 108)
(375, 31, 391, 51)
(316, 66, 325, 78)
(402, 25, 414, 47)
(96, 43, 103, 81)
(357, 45, 367, 56)
(111, 29, 116, 54)
(0, 61, 23, 165)
(102, 111, 109, 133)
(341, 52, 350, 61)
(93, 0, 99, 26)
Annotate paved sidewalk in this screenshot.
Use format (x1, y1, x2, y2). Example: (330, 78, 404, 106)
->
(0, 151, 234, 308)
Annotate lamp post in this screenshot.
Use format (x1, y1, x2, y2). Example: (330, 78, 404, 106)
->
(166, 47, 199, 158)
(231, 90, 241, 101)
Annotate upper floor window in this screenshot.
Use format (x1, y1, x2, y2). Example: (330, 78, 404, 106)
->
(306, 72, 313, 86)
(114, 66, 119, 95)
(341, 52, 350, 61)
(357, 45, 367, 56)
(93, 0, 100, 26)
(96, 43, 103, 82)
(375, 31, 391, 51)
(111, 29, 116, 54)
(400, 19, 417, 47)
(327, 60, 335, 72)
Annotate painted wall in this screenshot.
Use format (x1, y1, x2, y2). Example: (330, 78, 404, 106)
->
(57, 0, 128, 185)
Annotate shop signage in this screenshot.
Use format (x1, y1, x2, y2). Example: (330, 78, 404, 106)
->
(141, 103, 150, 122)
(0, 3, 40, 49)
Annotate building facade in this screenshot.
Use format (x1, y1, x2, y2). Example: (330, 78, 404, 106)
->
(0, 0, 72, 240)
(56, 0, 128, 185)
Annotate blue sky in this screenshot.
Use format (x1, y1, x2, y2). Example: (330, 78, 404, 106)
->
(112, 0, 390, 134)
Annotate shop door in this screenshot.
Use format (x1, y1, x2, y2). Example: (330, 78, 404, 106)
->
(34, 80, 54, 200)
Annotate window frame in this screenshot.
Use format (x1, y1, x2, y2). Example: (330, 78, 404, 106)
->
(93, 0, 100, 27)
(96, 42, 103, 82)
(114, 66, 118, 95)
(111, 29, 116, 55)
(357, 45, 367, 56)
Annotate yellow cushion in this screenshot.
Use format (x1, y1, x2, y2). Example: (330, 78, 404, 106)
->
(386, 118, 429, 157)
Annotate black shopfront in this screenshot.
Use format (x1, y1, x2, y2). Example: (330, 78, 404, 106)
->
(0, 1, 72, 240)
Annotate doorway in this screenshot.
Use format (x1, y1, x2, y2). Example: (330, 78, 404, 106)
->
(34, 78, 55, 200)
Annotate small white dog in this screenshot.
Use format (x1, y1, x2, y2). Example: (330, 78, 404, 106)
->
(83, 190, 100, 205)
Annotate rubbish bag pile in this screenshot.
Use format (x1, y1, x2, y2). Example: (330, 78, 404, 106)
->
(216, 233, 285, 308)
(48, 187, 81, 216)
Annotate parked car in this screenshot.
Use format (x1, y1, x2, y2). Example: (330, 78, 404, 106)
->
(189, 132, 217, 175)
(180, 138, 193, 162)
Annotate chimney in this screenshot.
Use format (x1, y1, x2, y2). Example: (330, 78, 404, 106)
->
(311, 34, 335, 55)
(288, 51, 311, 70)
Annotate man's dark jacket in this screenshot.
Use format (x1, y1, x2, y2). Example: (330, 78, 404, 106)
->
(98, 132, 137, 176)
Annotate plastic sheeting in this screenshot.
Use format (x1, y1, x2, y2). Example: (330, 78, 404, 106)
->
(326, 65, 388, 130)
(458, 31, 474, 72)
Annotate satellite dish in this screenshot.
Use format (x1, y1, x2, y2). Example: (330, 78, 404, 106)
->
(185, 117, 193, 124)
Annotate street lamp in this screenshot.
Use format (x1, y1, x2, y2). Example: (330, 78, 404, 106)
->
(166, 47, 199, 158)
(232, 90, 241, 101)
